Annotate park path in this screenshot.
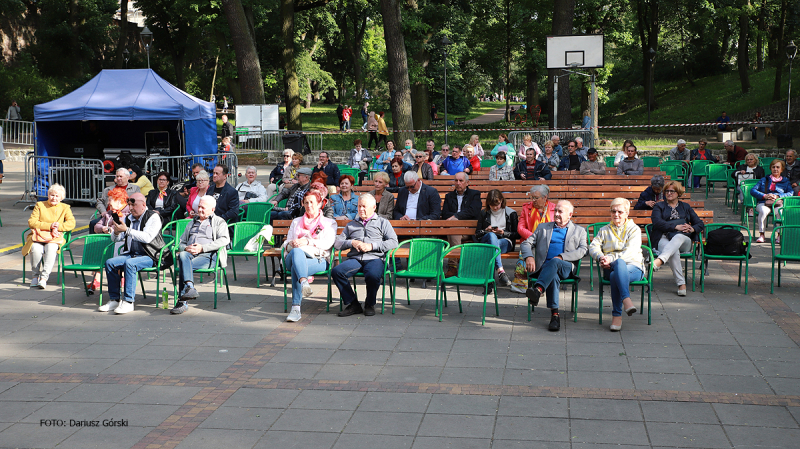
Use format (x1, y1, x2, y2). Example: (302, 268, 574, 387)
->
(465, 107, 507, 125)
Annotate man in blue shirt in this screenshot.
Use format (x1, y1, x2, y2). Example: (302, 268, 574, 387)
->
(551, 135, 564, 157)
(519, 200, 588, 331)
(716, 111, 732, 131)
(440, 146, 473, 175)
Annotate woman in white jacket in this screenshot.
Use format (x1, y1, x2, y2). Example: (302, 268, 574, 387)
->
(281, 183, 337, 322)
(235, 166, 268, 205)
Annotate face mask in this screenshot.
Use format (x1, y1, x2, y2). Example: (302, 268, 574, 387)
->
(405, 145, 412, 150)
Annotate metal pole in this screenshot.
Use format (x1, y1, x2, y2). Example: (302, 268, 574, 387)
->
(590, 73, 598, 147)
(788, 59, 793, 134)
(444, 49, 449, 145)
(647, 61, 652, 128)
(553, 76, 558, 129)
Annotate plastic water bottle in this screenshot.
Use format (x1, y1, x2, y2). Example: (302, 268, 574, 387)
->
(162, 288, 169, 309)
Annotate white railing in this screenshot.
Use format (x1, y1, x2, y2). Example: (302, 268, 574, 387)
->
(508, 129, 594, 150)
(1, 119, 35, 146)
(234, 129, 322, 155)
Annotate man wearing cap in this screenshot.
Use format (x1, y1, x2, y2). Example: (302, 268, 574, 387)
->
(271, 167, 312, 220)
(579, 148, 606, 175)
(670, 139, 690, 161)
(100, 193, 169, 314)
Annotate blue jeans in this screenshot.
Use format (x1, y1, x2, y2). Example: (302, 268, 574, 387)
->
(332, 257, 385, 307)
(693, 175, 702, 188)
(105, 254, 154, 302)
(480, 233, 512, 269)
(271, 210, 294, 221)
(177, 251, 217, 285)
(343, 120, 350, 130)
(284, 248, 328, 306)
(533, 258, 574, 310)
(603, 259, 644, 317)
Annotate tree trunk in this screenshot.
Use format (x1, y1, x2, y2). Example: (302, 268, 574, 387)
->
(114, 0, 128, 69)
(221, 0, 265, 105)
(411, 46, 431, 132)
(278, 0, 301, 129)
(636, 0, 659, 113)
(69, 0, 81, 77)
(738, 1, 751, 94)
(504, 0, 511, 122)
(343, 13, 367, 102)
(526, 66, 537, 115)
(548, 0, 576, 129)
(756, 0, 766, 71)
(380, 0, 414, 144)
(772, 0, 788, 101)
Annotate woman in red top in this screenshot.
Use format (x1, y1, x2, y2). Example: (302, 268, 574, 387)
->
(464, 144, 481, 172)
(511, 184, 557, 293)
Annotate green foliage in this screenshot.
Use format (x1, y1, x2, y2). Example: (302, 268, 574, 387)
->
(0, 55, 65, 118)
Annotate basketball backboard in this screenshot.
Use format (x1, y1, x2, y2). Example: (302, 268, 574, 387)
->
(546, 35, 604, 69)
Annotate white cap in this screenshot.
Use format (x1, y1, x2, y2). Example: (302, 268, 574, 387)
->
(677, 139, 686, 145)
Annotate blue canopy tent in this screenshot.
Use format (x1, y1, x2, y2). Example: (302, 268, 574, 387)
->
(32, 69, 217, 199)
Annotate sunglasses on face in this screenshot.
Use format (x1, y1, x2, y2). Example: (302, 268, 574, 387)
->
(127, 199, 137, 205)
(664, 189, 677, 194)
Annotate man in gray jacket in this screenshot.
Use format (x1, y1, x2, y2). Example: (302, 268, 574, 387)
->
(173, 195, 230, 314)
(520, 200, 588, 331)
(333, 194, 399, 317)
(616, 145, 644, 176)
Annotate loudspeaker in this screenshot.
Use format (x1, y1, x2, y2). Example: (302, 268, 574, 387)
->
(777, 134, 793, 149)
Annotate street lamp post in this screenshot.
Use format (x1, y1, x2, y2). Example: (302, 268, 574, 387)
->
(786, 41, 797, 135)
(441, 37, 453, 145)
(647, 48, 656, 129)
(140, 26, 153, 69)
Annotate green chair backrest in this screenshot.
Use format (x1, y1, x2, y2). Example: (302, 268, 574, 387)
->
(659, 160, 689, 170)
(604, 156, 615, 168)
(760, 157, 778, 168)
(690, 160, 711, 174)
(337, 164, 350, 171)
(243, 202, 274, 224)
(734, 160, 748, 170)
(644, 224, 654, 249)
(705, 164, 729, 182)
(163, 219, 193, 246)
(778, 196, 800, 209)
(642, 156, 661, 168)
(740, 179, 760, 207)
(277, 198, 288, 208)
(229, 221, 265, 252)
(407, 239, 449, 274)
(79, 234, 113, 266)
(661, 165, 686, 181)
(481, 159, 497, 168)
(779, 206, 800, 226)
(775, 225, 800, 256)
(587, 222, 610, 243)
(455, 243, 500, 281)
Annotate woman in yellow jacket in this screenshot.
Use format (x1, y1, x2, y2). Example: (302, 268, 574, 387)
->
(23, 184, 76, 289)
(376, 111, 389, 151)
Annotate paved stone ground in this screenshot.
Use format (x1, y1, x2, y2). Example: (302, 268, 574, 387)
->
(1, 163, 800, 448)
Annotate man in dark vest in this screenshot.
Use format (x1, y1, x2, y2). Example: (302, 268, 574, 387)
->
(100, 193, 170, 314)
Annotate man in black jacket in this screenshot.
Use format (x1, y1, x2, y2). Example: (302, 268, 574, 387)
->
(220, 115, 234, 139)
(514, 148, 552, 180)
(393, 171, 441, 220)
(442, 172, 482, 277)
(312, 151, 340, 186)
(208, 164, 240, 223)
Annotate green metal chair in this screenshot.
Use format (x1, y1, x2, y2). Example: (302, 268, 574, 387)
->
(739, 179, 760, 232)
(724, 168, 738, 207)
(228, 221, 266, 287)
(700, 224, 751, 294)
(238, 201, 273, 224)
(481, 159, 497, 168)
(339, 167, 361, 184)
(689, 160, 712, 192)
(59, 234, 114, 305)
(642, 156, 661, 168)
(586, 222, 609, 291)
(280, 246, 335, 313)
(596, 246, 655, 325)
(439, 243, 501, 325)
(171, 245, 231, 309)
(335, 250, 393, 313)
(772, 198, 800, 228)
(770, 225, 800, 294)
(526, 259, 582, 322)
(777, 205, 800, 226)
(22, 228, 73, 284)
(132, 243, 176, 307)
(389, 239, 449, 318)
(604, 156, 616, 168)
(645, 224, 696, 292)
(704, 164, 729, 199)
(659, 163, 687, 187)
(759, 157, 778, 168)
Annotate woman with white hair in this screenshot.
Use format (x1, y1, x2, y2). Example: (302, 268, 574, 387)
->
(469, 135, 485, 158)
(267, 149, 295, 198)
(589, 198, 645, 331)
(235, 166, 268, 205)
(186, 170, 211, 217)
(23, 184, 76, 289)
(511, 184, 557, 293)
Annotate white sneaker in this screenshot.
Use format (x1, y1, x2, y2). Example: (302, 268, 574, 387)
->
(677, 289, 687, 297)
(30, 277, 39, 288)
(98, 300, 120, 312)
(114, 301, 134, 314)
(38, 278, 47, 289)
(301, 280, 313, 298)
(286, 309, 302, 322)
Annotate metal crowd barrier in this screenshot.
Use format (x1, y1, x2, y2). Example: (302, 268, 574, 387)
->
(508, 129, 594, 150)
(234, 129, 322, 155)
(144, 152, 239, 187)
(15, 152, 105, 208)
(1, 119, 35, 146)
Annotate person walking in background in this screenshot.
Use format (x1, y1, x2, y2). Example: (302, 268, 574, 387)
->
(336, 104, 344, 130)
(366, 112, 379, 149)
(342, 105, 352, 131)
(360, 102, 369, 130)
(6, 101, 21, 121)
(376, 111, 389, 150)
(222, 96, 229, 113)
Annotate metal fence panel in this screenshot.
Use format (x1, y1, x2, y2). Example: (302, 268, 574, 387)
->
(234, 130, 323, 155)
(16, 154, 105, 206)
(508, 129, 594, 150)
(1, 119, 35, 146)
(144, 152, 239, 187)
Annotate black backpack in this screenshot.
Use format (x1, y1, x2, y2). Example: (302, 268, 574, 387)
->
(704, 226, 747, 256)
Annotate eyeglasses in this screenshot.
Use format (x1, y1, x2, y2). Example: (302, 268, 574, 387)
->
(415, 155, 425, 158)
(127, 199, 137, 205)
(284, 155, 291, 158)
(664, 189, 678, 194)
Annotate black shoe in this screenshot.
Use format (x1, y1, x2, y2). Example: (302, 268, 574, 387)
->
(364, 305, 375, 316)
(498, 272, 511, 287)
(526, 286, 541, 306)
(337, 302, 364, 317)
(180, 284, 199, 300)
(484, 283, 494, 295)
(548, 314, 560, 332)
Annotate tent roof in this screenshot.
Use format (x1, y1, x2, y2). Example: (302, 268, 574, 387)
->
(34, 69, 215, 122)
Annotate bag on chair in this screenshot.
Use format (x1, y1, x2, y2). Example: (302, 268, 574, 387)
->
(704, 226, 747, 256)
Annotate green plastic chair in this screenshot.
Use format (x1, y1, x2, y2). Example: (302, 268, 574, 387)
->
(772, 198, 800, 228)
(228, 221, 266, 287)
(586, 222, 609, 291)
(689, 160, 712, 192)
(604, 156, 616, 168)
(759, 157, 778, 168)
(725, 168, 738, 208)
(59, 234, 114, 305)
(281, 246, 335, 313)
(278, 198, 288, 209)
(596, 246, 655, 325)
(171, 245, 231, 309)
(704, 164, 729, 199)
(389, 239, 449, 318)
(526, 259, 582, 322)
(771, 225, 800, 294)
(163, 219, 193, 246)
(238, 201, 274, 224)
(22, 228, 73, 284)
(642, 156, 661, 168)
(132, 243, 176, 307)
(440, 243, 501, 325)
(645, 224, 696, 292)
(339, 167, 361, 184)
(777, 205, 800, 227)
(659, 163, 687, 187)
(336, 250, 393, 313)
(700, 224, 751, 294)
(739, 179, 760, 231)
(480, 159, 497, 168)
